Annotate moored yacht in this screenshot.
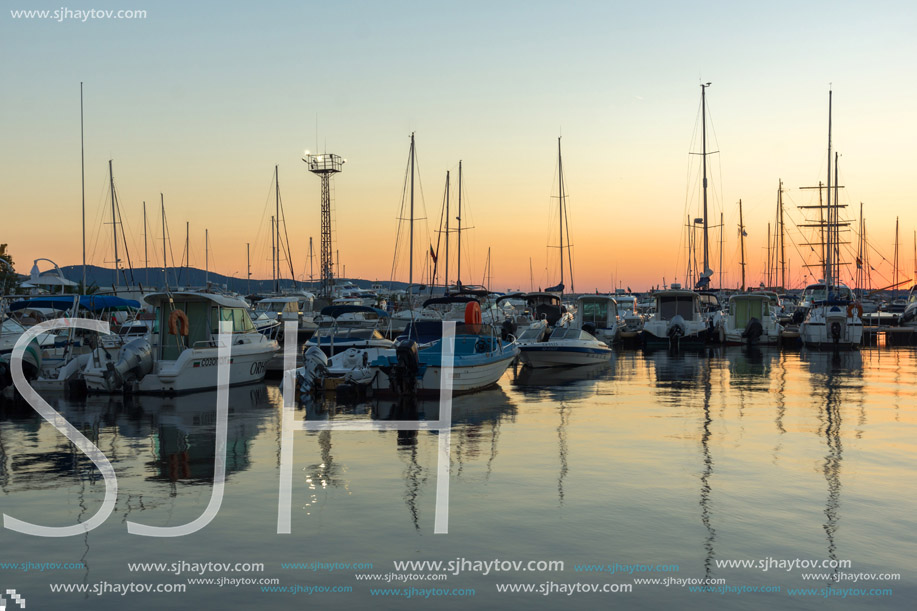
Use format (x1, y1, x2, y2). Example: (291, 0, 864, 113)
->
(83, 291, 278, 394)
(642, 286, 708, 348)
(723, 293, 782, 345)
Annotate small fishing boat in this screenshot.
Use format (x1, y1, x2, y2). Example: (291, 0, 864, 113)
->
(722, 293, 782, 345)
(83, 291, 278, 394)
(518, 314, 611, 368)
(573, 295, 620, 345)
(642, 286, 709, 348)
(298, 300, 517, 397)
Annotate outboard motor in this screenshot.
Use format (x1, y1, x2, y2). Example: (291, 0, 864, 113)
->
(582, 321, 597, 336)
(830, 321, 842, 343)
(103, 338, 153, 392)
(667, 314, 686, 343)
(390, 339, 419, 397)
(741, 317, 764, 345)
(792, 308, 807, 325)
(297, 346, 329, 396)
(501, 318, 517, 341)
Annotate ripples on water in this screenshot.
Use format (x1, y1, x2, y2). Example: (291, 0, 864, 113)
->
(1, 347, 914, 609)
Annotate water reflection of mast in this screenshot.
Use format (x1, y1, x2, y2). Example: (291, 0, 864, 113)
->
(699, 359, 716, 580)
(557, 401, 569, 505)
(820, 367, 843, 585)
(773, 352, 788, 461)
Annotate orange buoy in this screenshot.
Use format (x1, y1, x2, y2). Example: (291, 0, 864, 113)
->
(168, 309, 190, 336)
(464, 301, 482, 330)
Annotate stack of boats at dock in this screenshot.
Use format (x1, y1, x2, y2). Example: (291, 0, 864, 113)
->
(3, 279, 915, 401)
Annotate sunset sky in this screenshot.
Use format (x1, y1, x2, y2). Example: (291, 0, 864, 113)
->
(2, 1, 916, 292)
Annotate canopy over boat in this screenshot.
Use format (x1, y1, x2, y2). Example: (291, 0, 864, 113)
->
(9, 295, 141, 312)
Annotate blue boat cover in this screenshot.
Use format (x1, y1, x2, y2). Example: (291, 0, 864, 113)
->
(9, 295, 142, 312)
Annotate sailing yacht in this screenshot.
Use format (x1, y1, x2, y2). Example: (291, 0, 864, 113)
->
(799, 90, 863, 349)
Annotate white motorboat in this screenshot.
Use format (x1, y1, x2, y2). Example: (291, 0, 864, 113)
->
(722, 293, 782, 345)
(573, 295, 620, 345)
(518, 315, 612, 368)
(251, 294, 318, 337)
(83, 291, 279, 394)
(611, 292, 645, 340)
(642, 286, 709, 348)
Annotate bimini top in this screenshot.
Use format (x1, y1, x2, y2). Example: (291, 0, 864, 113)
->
(143, 291, 249, 309)
(318, 304, 389, 318)
(9, 295, 141, 312)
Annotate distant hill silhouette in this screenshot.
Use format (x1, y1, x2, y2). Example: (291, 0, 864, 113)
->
(59, 265, 408, 294)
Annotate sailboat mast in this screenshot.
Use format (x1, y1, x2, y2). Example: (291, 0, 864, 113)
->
(409, 134, 415, 288)
(719, 212, 723, 290)
(894, 216, 899, 300)
(205, 228, 209, 286)
(779, 179, 786, 289)
(457, 159, 463, 286)
(247, 242, 251, 295)
(143, 201, 148, 287)
(185, 221, 189, 284)
(767, 223, 772, 288)
(445, 170, 450, 291)
(271, 216, 276, 291)
(80, 82, 86, 291)
(738, 199, 746, 291)
(558, 137, 564, 291)
(161, 194, 168, 290)
(275, 164, 280, 293)
(109, 159, 118, 291)
(701, 82, 710, 276)
(826, 89, 833, 289)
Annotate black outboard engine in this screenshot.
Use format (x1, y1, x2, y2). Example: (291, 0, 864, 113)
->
(668, 314, 686, 344)
(582, 322, 597, 336)
(390, 339, 420, 397)
(830, 321, 842, 343)
(792, 308, 807, 325)
(742, 317, 763, 345)
(501, 318, 517, 341)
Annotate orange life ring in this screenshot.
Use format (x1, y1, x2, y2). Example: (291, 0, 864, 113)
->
(846, 302, 863, 319)
(464, 301, 482, 331)
(168, 309, 190, 336)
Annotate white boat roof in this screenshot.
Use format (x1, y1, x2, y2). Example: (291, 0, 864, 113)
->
(144, 291, 250, 309)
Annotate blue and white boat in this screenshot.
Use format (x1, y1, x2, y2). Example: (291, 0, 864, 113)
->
(302, 300, 518, 397)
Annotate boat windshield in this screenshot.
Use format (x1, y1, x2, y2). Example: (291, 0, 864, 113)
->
(657, 296, 697, 321)
(213, 307, 256, 334)
(549, 327, 582, 340)
(517, 326, 546, 341)
(2, 317, 27, 334)
(579, 300, 609, 323)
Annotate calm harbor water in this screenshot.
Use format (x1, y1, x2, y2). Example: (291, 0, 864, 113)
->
(1, 346, 914, 610)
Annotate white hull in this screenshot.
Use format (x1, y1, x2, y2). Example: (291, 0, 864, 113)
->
(84, 343, 277, 394)
(800, 305, 863, 349)
(419, 350, 518, 393)
(519, 344, 611, 368)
